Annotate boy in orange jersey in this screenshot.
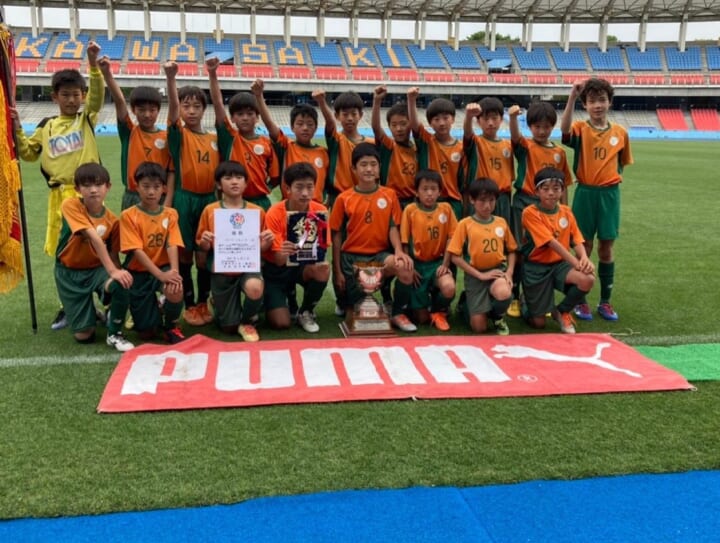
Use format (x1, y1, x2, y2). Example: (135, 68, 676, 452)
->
(561, 78, 633, 322)
(120, 162, 185, 344)
(507, 101, 573, 318)
(164, 60, 220, 328)
(251, 79, 328, 204)
(262, 162, 331, 333)
(329, 143, 417, 332)
(398, 169, 457, 331)
(313, 89, 374, 207)
(463, 97, 514, 222)
(54, 163, 133, 351)
(98, 56, 173, 210)
(521, 168, 595, 334)
(407, 87, 466, 220)
(447, 178, 517, 336)
(371, 85, 417, 208)
(196, 161, 274, 342)
(207, 58, 280, 211)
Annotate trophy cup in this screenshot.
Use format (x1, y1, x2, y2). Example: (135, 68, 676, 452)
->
(339, 262, 396, 338)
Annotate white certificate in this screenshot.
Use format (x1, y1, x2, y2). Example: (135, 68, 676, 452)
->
(213, 208, 261, 273)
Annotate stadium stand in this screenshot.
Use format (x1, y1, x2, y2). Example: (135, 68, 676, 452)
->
(476, 46, 512, 61)
(710, 74, 720, 85)
(622, 109, 660, 129)
(439, 45, 482, 70)
(634, 73, 666, 85)
(492, 73, 523, 84)
(351, 67, 384, 80)
(386, 68, 420, 81)
(239, 39, 273, 64)
(215, 64, 238, 77)
(657, 108, 688, 130)
(664, 46, 702, 70)
(690, 108, 720, 131)
(128, 36, 164, 61)
(203, 37, 236, 58)
(314, 66, 348, 80)
(586, 47, 625, 70)
(124, 62, 161, 75)
(407, 44, 446, 69)
(273, 41, 309, 65)
(708, 47, 720, 70)
(307, 42, 344, 66)
(527, 74, 558, 84)
(669, 74, 705, 85)
(174, 62, 200, 76)
(278, 65, 312, 79)
(373, 44, 413, 68)
(167, 37, 200, 62)
(45, 60, 82, 72)
(50, 34, 90, 59)
(513, 46, 552, 70)
(16, 59, 41, 72)
(94, 35, 127, 60)
(342, 43, 380, 67)
(423, 71, 455, 82)
(15, 32, 53, 58)
(240, 65, 275, 78)
(457, 72, 489, 83)
(550, 47, 588, 70)
(626, 46, 662, 71)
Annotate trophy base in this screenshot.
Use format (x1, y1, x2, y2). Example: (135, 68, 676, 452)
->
(339, 318, 397, 338)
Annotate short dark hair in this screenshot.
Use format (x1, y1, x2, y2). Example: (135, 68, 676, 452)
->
(426, 98, 455, 122)
(526, 101, 557, 127)
(51, 69, 86, 93)
(580, 78, 615, 104)
(290, 104, 318, 126)
(134, 162, 167, 185)
(74, 163, 109, 187)
(284, 162, 317, 186)
(129, 86, 162, 109)
(468, 177, 500, 200)
(414, 169, 442, 191)
(534, 167, 566, 190)
(214, 160, 247, 183)
(351, 142, 380, 166)
(386, 102, 409, 124)
(178, 85, 207, 109)
(333, 91, 364, 114)
(228, 92, 259, 116)
(478, 97, 504, 117)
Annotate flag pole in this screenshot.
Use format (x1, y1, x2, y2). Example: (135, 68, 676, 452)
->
(0, 10, 38, 333)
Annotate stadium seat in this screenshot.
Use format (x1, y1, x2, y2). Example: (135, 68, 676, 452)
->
(550, 47, 588, 71)
(203, 37, 236, 61)
(476, 46, 512, 62)
(215, 64, 238, 78)
(492, 73, 523, 84)
(308, 42, 344, 66)
(656, 109, 688, 130)
(278, 65, 312, 79)
(124, 62, 161, 75)
(46, 60, 82, 72)
(314, 67, 347, 80)
(586, 47, 625, 71)
(407, 45, 446, 69)
(422, 71, 455, 82)
(175, 62, 200, 76)
(513, 46, 552, 70)
(342, 43, 380, 67)
(527, 74, 558, 84)
(94, 35, 127, 60)
(690, 108, 720, 131)
(664, 46, 702, 71)
(16, 59, 40, 72)
(669, 74, 704, 85)
(167, 37, 200, 63)
(351, 67, 383, 80)
(273, 41, 308, 65)
(239, 39, 273, 64)
(710, 74, 720, 85)
(457, 72, 489, 83)
(440, 45, 481, 70)
(15, 32, 52, 58)
(707, 47, 720, 70)
(386, 68, 420, 81)
(128, 36, 164, 61)
(626, 47, 662, 71)
(634, 74, 666, 85)
(599, 74, 630, 85)
(373, 44, 412, 68)
(50, 33, 90, 59)
(561, 73, 589, 84)
(240, 65, 274, 78)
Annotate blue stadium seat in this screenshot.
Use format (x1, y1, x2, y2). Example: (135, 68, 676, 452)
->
(167, 37, 200, 62)
(342, 43, 379, 67)
(550, 47, 588, 70)
(476, 46, 512, 61)
(440, 45, 481, 69)
(308, 42, 344, 66)
(51, 33, 90, 59)
(238, 39, 273, 64)
(128, 36, 164, 61)
(512, 46, 551, 70)
(273, 41, 309, 65)
(94, 35, 127, 60)
(626, 47, 662, 71)
(407, 44, 445, 69)
(15, 32, 52, 58)
(586, 47, 625, 71)
(664, 46, 702, 71)
(373, 44, 412, 68)
(708, 46, 720, 70)
(203, 37, 236, 58)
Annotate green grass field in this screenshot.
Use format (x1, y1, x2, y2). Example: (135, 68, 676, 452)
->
(1, 139, 719, 519)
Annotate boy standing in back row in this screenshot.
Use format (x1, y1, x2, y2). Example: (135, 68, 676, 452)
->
(561, 78, 633, 322)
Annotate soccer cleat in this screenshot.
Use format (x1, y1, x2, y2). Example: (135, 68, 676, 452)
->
(51, 308, 68, 331)
(196, 301, 214, 324)
(106, 332, 135, 352)
(507, 299, 522, 318)
(391, 314, 418, 332)
(297, 310, 320, 333)
(163, 326, 186, 344)
(430, 311, 450, 331)
(573, 303, 593, 321)
(493, 318, 510, 336)
(183, 305, 206, 327)
(334, 304, 346, 318)
(553, 310, 577, 334)
(597, 302, 619, 321)
(238, 323, 260, 342)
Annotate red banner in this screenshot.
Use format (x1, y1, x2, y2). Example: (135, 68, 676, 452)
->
(98, 333, 692, 413)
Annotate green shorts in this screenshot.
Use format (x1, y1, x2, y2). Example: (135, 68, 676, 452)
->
(173, 188, 217, 251)
(263, 262, 311, 311)
(54, 263, 107, 332)
(522, 260, 572, 317)
(245, 194, 272, 212)
(510, 191, 539, 246)
(408, 259, 442, 310)
(464, 270, 503, 316)
(572, 183, 620, 241)
(121, 189, 141, 210)
(340, 251, 392, 306)
(211, 272, 263, 327)
(128, 268, 167, 332)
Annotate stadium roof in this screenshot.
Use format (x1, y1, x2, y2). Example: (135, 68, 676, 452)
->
(3, 0, 720, 24)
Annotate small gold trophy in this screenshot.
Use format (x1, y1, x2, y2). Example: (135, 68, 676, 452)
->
(339, 262, 396, 338)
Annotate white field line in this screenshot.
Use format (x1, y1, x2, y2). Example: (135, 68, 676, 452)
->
(0, 353, 119, 368)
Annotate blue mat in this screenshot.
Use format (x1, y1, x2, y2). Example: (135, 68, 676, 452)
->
(2, 471, 719, 542)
